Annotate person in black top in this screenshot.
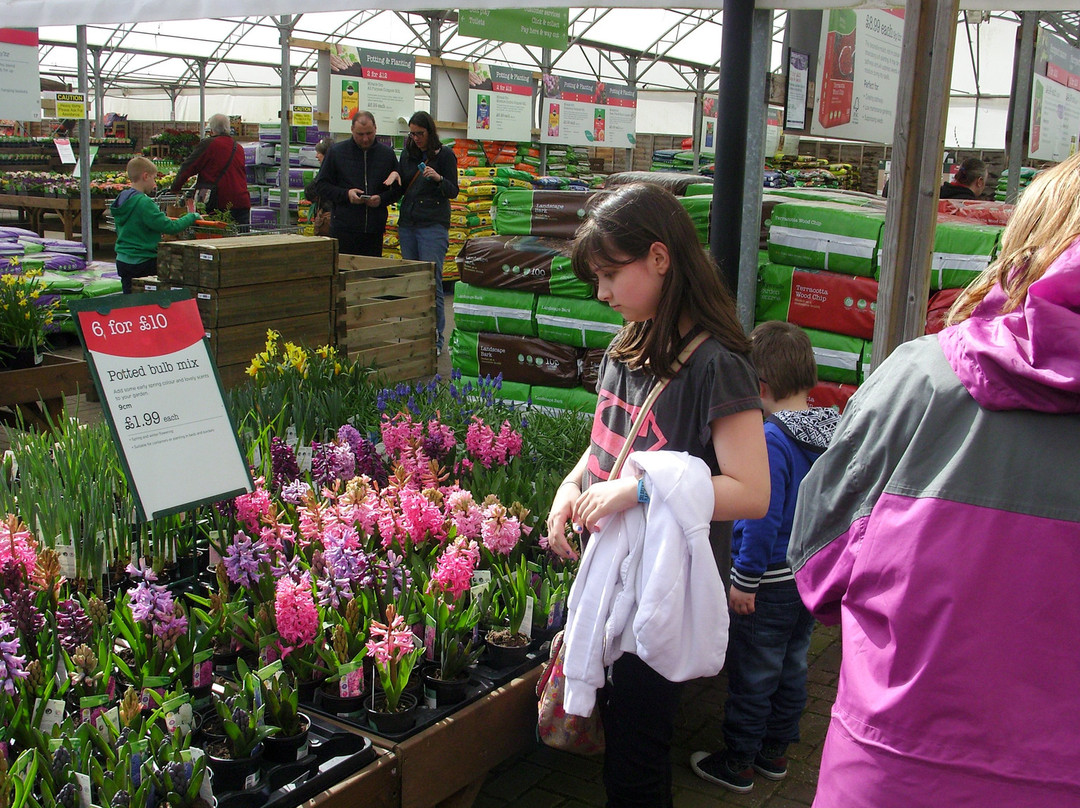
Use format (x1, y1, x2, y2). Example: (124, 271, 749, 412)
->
(939, 157, 987, 200)
(397, 111, 459, 352)
(313, 111, 401, 256)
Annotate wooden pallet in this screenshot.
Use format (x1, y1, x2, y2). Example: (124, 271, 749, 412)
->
(335, 255, 437, 384)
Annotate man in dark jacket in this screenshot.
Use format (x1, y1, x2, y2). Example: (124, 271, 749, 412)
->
(939, 157, 986, 200)
(170, 113, 252, 226)
(313, 111, 402, 256)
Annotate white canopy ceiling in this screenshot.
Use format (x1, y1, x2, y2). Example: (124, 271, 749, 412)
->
(4, 0, 1080, 28)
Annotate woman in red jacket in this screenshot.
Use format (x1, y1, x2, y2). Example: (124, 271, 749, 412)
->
(170, 113, 251, 227)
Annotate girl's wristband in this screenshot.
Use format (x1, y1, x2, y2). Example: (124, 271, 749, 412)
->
(558, 480, 581, 492)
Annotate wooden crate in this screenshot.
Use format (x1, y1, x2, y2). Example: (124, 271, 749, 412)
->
(192, 278, 333, 328)
(336, 254, 436, 383)
(158, 234, 337, 288)
(205, 312, 332, 367)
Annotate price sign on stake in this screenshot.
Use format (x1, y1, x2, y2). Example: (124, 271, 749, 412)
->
(68, 291, 253, 521)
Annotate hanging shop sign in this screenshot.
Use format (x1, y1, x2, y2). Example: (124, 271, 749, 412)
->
(467, 63, 535, 142)
(68, 291, 253, 522)
(765, 106, 784, 156)
(1029, 74, 1080, 161)
(540, 74, 637, 148)
(458, 9, 569, 51)
(699, 96, 718, 155)
(0, 28, 40, 122)
(810, 8, 904, 145)
(1030, 29, 1080, 161)
(327, 46, 415, 136)
(55, 91, 87, 120)
(291, 105, 314, 127)
(786, 49, 809, 131)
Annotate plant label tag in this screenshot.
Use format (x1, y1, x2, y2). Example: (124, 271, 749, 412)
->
(296, 444, 313, 473)
(40, 698, 66, 736)
(200, 253, 213, 261)
(95, 705, 120, 735)
(297, 741, 309, 760)
(55, 541, 77, 578)
(193, 657, 213, 689)
(522, 596, 534, 639)
(245, 771, 261, 790)
(251, 442, 262, 468)
(75, 772, 93, 808)
(424, 682, 437, 709)
(286, 425, 298, 446)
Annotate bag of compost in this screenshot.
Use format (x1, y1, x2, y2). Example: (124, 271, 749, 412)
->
(535, 295, 623, 349)
(529, 385, 599, 414)
(930, 216, 1002, 291)
(452, 282, 538, 336)
(767, 201, 886, 278)
(756, 263, 878, 340)
(806, 381, 858, 414)
(457, 235, 593, 298)
(493, 189, 604, 239)
(450, 330, 581, 387)
(580, 347, 606, 394)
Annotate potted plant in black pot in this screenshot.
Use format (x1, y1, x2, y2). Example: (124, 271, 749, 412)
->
(260, 667, 311, 764)
(421, 537, 484, 708)
(483, 555, 533, 669)
(365, 605, 423, 735)
(204, 666, 278, 793)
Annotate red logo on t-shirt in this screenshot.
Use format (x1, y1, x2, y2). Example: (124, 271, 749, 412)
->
(587, 389, 668, 480)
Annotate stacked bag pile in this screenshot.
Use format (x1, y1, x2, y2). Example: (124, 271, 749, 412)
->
(994, 167, 1039, 202)
(0, 227, 121, 334)
(451, 187, 622, 413)
(758, 190, 1004, 411)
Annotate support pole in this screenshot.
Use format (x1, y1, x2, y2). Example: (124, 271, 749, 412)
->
(736, 9, 772, 333)
(279, 15, 294, 229)
(627, 56, 638, 179)
(198, 60, 207, 134)
(1006, 12, 1037, 203)
(428, 14, 442, 117)
(871, 0, 960, 371)
(539, 47, 552, 176)
(692, 69, 705, 174)
(92, 48, 104, 135)
(710, 0, 754, 295)
(77, 25, 93, 261)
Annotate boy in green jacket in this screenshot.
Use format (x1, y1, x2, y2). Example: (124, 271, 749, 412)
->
(113, 156, 197, 293)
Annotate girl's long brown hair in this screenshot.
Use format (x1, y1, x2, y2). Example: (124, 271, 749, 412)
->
(571, 182, 749, 377)
(947, 151, 1080, 325)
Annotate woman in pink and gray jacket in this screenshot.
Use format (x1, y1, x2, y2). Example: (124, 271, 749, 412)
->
(789, 152, 1080, 807)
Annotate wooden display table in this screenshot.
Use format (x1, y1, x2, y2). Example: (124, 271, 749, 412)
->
(300, 749, 400, 808)
(311, 666, 543, 808)
(0, 352, 91, 431)
(0, 194, 108, 241)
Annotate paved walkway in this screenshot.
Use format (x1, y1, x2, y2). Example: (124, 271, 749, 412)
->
(476, 623, 840, 808)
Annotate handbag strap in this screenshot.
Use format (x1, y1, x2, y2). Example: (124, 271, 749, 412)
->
(211, 141, 238, 186)
(609, 330, 710, 479)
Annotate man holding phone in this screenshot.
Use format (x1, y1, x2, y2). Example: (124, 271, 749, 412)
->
(313, 110, 402, 256)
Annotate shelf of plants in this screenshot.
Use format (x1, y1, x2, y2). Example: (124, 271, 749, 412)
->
(0, 331, 591, 808)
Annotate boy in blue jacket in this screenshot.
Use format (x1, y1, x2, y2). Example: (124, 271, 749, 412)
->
(691, 321, 840, 793)
(113, 156, 196, 293)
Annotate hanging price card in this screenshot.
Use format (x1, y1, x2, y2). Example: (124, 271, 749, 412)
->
(68, 290, 252, 521)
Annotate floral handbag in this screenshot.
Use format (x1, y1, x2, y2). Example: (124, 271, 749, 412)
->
(536, 629, 605, 755)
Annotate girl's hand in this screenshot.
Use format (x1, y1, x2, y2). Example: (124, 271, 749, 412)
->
(729, 587, 756, 615)
(572, 478, 638, 533)
(545, 483, 581, 560)
(422, 165, 441, 182)
(384, 171, 401, 186)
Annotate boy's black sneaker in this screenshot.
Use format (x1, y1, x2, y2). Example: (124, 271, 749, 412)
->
(753, 746, 789, 780)
(690, 751, 754, 793)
